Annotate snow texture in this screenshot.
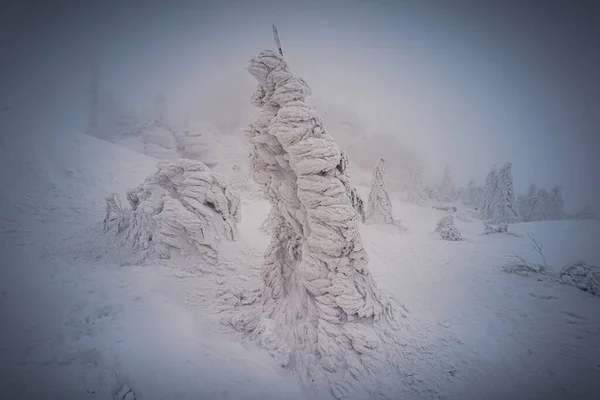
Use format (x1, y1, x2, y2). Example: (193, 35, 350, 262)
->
(104, 159, 240, 265)
(224, 50, 404, 399)
(230, 163, 252, 193)
(435, 215, 463, 241)
(560, 261, 600, 296)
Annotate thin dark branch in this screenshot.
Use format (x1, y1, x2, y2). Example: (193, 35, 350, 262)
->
(272, 24, 284, 57)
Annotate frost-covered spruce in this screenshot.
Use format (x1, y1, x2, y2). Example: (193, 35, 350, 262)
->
(104, 159, 240, 265)
(365, 158, 395, 224)
(405, 166, 427, 205)
(480, 166, 499, 221)
(229, 50, 402, 399)
(435, 215, 463, 241)
(438, 165, 456, 202)
(494, 162, 518, 224)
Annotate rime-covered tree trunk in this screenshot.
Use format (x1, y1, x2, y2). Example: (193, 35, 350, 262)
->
(230, 50, 401, 399)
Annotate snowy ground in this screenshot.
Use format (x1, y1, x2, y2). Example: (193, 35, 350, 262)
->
(1, 132, 599, 399)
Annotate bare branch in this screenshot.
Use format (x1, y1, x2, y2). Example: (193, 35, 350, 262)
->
(527, 233, 548, 268)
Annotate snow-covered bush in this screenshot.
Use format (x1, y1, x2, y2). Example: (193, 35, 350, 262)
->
(560, 261, 600, 296)
(432, 204, 457, 212)
(435, 215, 463, 241)
(366, 158, 397, 225)
(225, 49, 403, 399)
(502, 262, 545, 277)
(483, 221, 508, 234)
(103, 159, 240, 265)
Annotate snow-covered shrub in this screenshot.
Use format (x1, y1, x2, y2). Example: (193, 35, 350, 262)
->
(483, 221, 508, 234)
(225, 49, 403, 399)
(103, 159, 240, 265)
(435, 215, 463, 241)
(560, 261, 600, 296)
(432, 204, 457, 212)
(366, 158, 398, 225)
(503, 262, 545, 277)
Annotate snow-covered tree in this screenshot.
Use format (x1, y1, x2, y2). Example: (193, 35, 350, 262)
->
(365, 158, 396, 225)
(226, 49, 402, 399)
(494, 162, 518, 224)
(438, 165, 456, 202)
(435, 215, 463, 241)
(479, 166, 499, 221)
(103, 160, 240, 265)
(405, 166, 427, 205)
(466, 180, 482, 208)
(549, 186, 565, 220)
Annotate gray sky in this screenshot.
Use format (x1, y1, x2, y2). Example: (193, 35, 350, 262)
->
(1, 0, 599, 210)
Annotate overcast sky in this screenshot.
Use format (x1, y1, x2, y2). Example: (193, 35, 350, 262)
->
(1, 0, 599, 209)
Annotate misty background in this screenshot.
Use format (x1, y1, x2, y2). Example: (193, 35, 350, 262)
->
(1, 0, 599, 210)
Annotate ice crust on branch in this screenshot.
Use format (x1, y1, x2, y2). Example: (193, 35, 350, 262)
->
(104, 159, 240, 265)
(226, 50, 403, 399)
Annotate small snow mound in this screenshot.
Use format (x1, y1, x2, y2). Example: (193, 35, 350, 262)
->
(103, 159, 241, 265)
(560, 261, 600, 296)
(435, 215, 463, 241)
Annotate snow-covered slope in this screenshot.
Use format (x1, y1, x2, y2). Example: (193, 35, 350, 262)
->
(1, 130, 599, 399)
(0, 132, 307, 400)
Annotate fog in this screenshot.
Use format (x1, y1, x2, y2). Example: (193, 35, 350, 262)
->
(1, 0, 599, 210)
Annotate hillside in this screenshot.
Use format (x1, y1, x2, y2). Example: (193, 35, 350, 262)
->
(1, 131, 599, 399)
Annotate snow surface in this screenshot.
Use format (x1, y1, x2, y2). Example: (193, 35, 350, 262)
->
(1, 131, 600, 399)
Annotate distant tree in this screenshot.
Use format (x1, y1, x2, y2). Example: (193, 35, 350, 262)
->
(494, 162, 518, 224)
(549, 186, 565, 220)
(405, 166, 427, 205)
(366, 158, 395, 224)
(480, 166, 499, 221)
(438, 165, 456, 202)
(466, 179, 482, 207)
